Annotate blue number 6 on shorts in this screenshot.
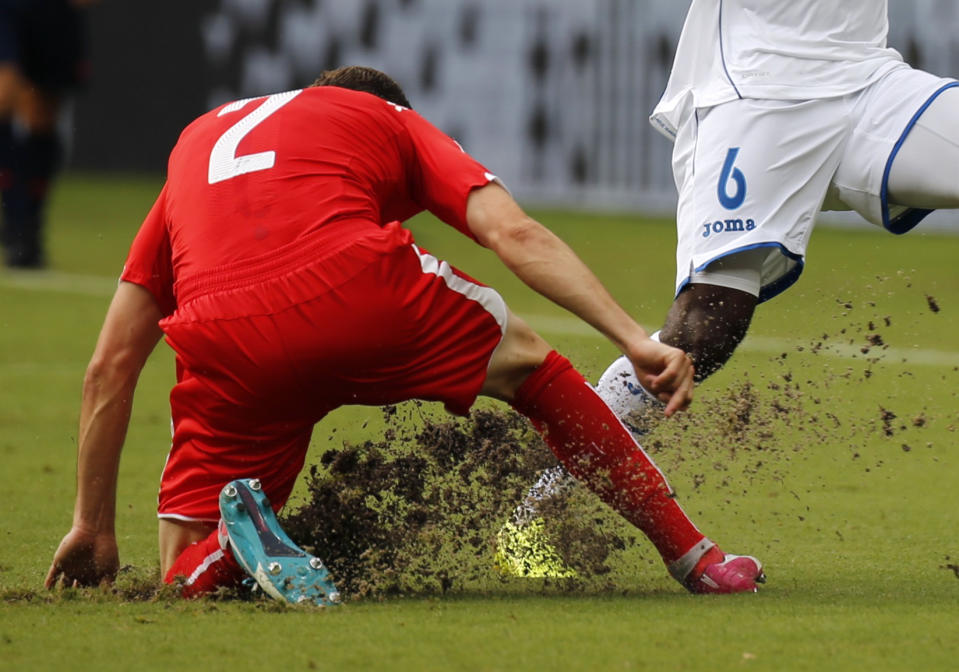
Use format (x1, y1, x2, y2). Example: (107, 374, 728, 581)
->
(718, 147, 747, 210)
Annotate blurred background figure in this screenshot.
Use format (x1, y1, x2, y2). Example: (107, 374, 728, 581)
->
(0, 0, 96, 268)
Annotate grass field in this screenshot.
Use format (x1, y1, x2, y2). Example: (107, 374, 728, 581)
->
(2, 174, 959, 671)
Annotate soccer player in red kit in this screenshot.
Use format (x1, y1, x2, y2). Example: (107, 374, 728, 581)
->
(45, 66, 763, 603)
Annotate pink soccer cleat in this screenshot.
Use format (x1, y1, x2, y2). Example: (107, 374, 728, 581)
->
(685, 551, 765, 595)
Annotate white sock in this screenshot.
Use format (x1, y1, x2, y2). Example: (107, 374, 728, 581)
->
(594, 350, 663, 441)
(512, 464, 575, 525)
(509, 335, 665, 527)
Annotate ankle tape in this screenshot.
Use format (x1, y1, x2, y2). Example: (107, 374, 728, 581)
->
(668, 538, 716, 582)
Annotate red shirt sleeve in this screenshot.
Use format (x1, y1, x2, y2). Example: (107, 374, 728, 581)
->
(399, 109, 497, 240)
(120, 183, 176, 316)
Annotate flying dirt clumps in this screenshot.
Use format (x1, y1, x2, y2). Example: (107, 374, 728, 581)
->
(281, 405, 630, 599)
(281, 373, 822, 601)
(281, 286, 946, 600)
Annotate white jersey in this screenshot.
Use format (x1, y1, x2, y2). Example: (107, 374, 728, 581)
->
(651, 0, 907, 139)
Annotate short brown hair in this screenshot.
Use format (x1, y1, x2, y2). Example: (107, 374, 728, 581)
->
(312, 66, 412, 109)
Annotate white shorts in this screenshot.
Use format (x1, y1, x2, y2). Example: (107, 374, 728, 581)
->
(672, 64, 958, 302)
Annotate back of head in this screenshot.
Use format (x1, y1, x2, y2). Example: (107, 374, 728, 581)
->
(312, 66, 412, 109)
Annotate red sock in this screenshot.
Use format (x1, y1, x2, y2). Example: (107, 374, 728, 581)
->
(163, 527, 246, 598)
(511, 351, 707, 567)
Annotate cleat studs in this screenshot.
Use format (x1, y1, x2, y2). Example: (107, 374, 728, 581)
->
(248, 479, 262, 491)
(268, 561, 282, 575)
(224, 484, 237, 498)
(309, 557, 324, 570)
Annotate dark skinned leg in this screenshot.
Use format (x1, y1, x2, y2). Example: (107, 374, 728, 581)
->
(659, 283, 758, 382)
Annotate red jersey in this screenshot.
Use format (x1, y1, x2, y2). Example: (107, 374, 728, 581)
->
(121, 86, 496, 315)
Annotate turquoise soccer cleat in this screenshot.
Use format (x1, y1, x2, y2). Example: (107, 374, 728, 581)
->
(218, 478, 341, 606)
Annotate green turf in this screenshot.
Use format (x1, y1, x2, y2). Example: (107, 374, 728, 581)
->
(2, 174, 959, 671)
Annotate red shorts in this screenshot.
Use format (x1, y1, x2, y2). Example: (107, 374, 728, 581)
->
(156, 221, 507, 521)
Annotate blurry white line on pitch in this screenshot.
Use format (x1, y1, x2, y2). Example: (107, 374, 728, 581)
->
(524, 314, 959, 367)
(524, 314, 602, 337)
(6, 276, 957, 368)
(3, 361, 84, 375)
(0, 270, 115, 297)
(739, 335, 959, 367)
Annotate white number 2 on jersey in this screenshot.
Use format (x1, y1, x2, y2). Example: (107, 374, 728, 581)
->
(207, 89, 302, 184)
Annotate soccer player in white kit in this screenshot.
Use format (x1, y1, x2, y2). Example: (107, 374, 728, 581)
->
(600, 0, 959, 426)
(504, 0, 959, 582)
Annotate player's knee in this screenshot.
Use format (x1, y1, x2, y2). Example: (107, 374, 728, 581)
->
(158, 518, 217, 577)
(481, 312, 551, 401)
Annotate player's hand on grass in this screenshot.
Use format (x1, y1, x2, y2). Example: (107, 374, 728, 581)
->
(45, 527, 119, 589)
(626, 338, 694, 417)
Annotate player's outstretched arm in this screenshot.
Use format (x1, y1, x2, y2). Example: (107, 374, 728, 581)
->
(465, 183, 693, 415)
(46, 282, 163, 589)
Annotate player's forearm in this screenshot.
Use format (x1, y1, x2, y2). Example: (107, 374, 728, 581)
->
(465, 183, 648, 351)
(69, 282, 164, 532)
(491, 222, 648, 352)
(71, 368, 137, 533)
